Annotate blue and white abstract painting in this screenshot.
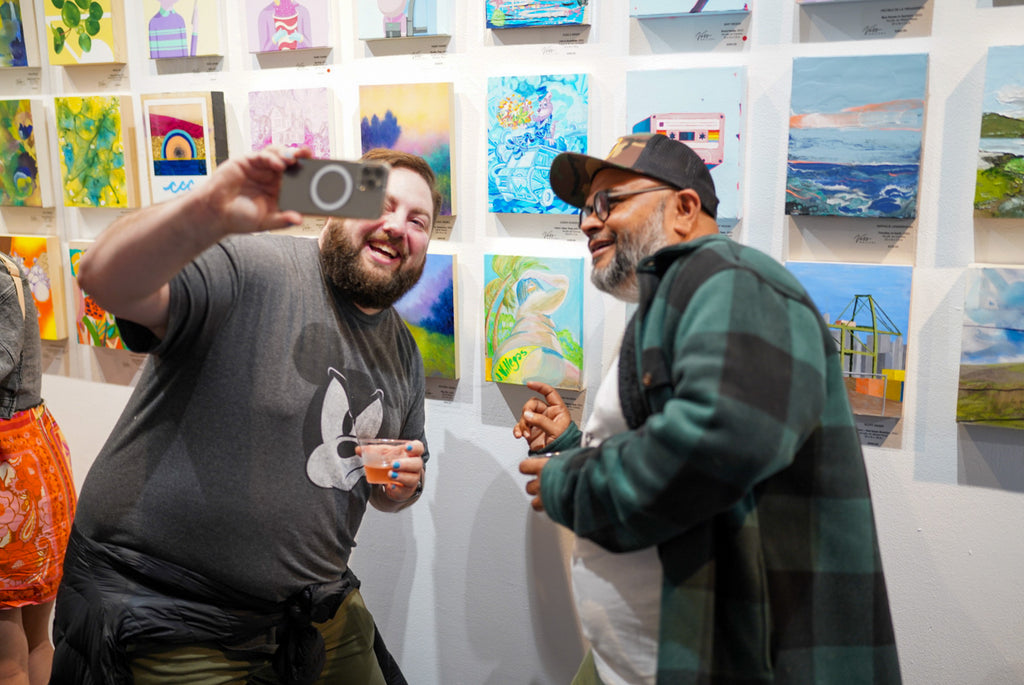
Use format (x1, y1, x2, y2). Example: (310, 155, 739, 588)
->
(487, 74, 588, 214)
(786, 54, 928, 219)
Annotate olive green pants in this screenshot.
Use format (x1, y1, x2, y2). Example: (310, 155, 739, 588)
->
(571, 649, 603, 685)
(129, 589, 386, 685)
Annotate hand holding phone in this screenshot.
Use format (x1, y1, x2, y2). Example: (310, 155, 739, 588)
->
(279, 158, 390, 218)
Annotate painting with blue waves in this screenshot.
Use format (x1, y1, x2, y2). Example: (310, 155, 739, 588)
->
(786, 53, 928, 219)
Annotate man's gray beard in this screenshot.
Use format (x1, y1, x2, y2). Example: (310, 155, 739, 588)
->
(319, 222, 424, 311)
(590, 202, 668, 303)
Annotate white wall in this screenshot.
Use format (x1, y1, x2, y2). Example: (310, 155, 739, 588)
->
(8, 0, 1024, 682)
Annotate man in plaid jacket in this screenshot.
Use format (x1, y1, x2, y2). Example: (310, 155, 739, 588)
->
(514, 134, 901, 685)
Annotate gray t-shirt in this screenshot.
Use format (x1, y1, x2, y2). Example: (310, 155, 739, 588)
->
(74, 234, 427, 601)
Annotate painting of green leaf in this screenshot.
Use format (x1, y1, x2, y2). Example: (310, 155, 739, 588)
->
(484, 254, 583, 391)
(55, 95, 133, 208)
(975, 45, 1024, 218)
(45, 0, 121, 65)
(0, 99, 44, 206)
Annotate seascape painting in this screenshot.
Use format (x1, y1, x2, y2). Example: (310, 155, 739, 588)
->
(44, 0, 125, 65)
(486, 0, 587, 29)
(786, 261, 912, 426)
(626, 67, 746, 232)
(0, 0, 29, 67)
(54, 94, 138, 208)
(958, 267, 1024, 428)
(141, 92, 228, 203)
(360, 82, 454, 218)
(394, 253, 458, 379)
(630, 0, 749, 18)
(249, 88, 333, 158)
(974, 45, 1024, 219)
(143, 0, 221, 58)
(487, 74, 588, 214)
(484, 254, 583, 391)
(786, 53, 928, 219)
(0, 235, 67, 340)
(68, 240, 124, 349)
(245, 0, 329, 52)
(0, 99, 50, 207)
(357, 0, 449, 39)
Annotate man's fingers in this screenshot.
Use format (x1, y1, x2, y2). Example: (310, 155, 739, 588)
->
(526, 380, 566, 407)
(522, 410, 561, 437)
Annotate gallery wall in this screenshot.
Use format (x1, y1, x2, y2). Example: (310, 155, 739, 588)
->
(2, 0, 1023, 683)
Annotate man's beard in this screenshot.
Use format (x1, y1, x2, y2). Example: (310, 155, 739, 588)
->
(320, 221, 425, 311)
(590, 201, 668, 302)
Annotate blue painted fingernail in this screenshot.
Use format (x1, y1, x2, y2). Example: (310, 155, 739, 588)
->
(390, 471, 398, 479)
(390, 484, 397, 490)
(405, 444, 412, 451)
(392, 461, 400, 469)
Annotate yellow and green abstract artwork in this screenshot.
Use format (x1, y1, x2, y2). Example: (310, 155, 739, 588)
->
(54, 95, 134, 208)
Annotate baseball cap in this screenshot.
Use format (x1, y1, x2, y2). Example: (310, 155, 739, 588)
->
(549, 133, 719, 219)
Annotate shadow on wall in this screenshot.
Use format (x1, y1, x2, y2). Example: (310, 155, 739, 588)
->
(958, 424, 1024, 493)
(434, 430, 583, 684)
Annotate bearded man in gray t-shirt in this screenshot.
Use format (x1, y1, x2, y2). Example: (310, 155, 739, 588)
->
(50, 145, 439, 685)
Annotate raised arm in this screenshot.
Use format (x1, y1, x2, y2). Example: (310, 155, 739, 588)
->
(75, 146, 309, 339)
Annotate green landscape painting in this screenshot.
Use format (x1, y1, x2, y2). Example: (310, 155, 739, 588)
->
(958, 267, 1024, 428)
(975, 45, 1024, 218)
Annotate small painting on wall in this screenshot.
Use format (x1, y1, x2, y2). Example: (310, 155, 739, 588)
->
(357, 0, 450, 39)
(484, 254, 583, 391)
(487, 74, 588, 215)
(626, 67, 746, 233)
(360, 82, 455, 219)
(143, 0, 222, 58)
(249, 88, 333, 158)
(958, 267, 1024, 429)
(974, 45, 1024, 219)
(486, 0, 588, 29)
(394, 253, 458, 379)
(786, 53, 927, 219)
(0, 0, 35, 67)
(786, 261, 912, 435)
(141, 91, 228, 203)
(245, 0, 329, 53)
(631, 0, 749, 18)
(54, 94, 139, 208)
(68, 240, 124, 349)
(44, 0, 127, 65)
(0, 234, 67, 340)
(0, 99, 52, 207)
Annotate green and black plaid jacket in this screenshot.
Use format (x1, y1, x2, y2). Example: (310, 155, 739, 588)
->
(539, 235, 901, 684)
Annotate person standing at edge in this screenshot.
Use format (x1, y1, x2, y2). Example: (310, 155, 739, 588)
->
(513, 133, 901, 685)
(50, 145, 439, 684)
(0, 251, 76, 685)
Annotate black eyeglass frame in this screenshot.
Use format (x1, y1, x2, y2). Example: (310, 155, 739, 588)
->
(577, 185, 676, 227)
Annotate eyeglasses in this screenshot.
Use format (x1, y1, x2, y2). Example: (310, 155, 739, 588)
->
(578, 185, 675, 227)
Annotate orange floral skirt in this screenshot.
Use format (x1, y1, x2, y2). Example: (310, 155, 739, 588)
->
(0, 403, 76, 608)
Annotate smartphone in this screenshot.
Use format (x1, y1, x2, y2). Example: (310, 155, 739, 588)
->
(279, 158, 390, 218)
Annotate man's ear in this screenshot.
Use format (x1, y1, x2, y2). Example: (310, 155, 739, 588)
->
(669, 188, 703, 239)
